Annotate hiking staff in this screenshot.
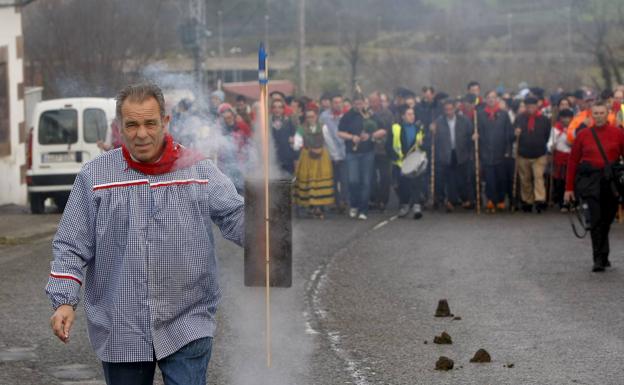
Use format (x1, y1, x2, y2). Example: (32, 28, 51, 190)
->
(430, 126, 436, 207)
(473, 111, 481, 214)
(258, 43, 272, 368)
(512, 134, 520, 212)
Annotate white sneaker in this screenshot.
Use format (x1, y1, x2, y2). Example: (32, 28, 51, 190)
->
(398, 204, 410, 218)
(413, 204, 423, 219)
(358, 213, 368, 220)
(349, 208, 358, 218)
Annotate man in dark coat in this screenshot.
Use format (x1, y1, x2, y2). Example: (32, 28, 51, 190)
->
(514, 96, 551, 212)
(476, 90, 515, 212)
(432, 99, 474, 211)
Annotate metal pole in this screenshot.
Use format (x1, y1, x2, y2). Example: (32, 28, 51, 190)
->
(507, 13, 513, 55)
(258, 44, 272, 369)
(297, 0, 306, 94)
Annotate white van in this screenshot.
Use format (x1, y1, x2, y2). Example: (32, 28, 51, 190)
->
(26, 98, 116, 214)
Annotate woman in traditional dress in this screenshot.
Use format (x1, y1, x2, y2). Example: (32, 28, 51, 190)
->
(293, 104, 335, 219)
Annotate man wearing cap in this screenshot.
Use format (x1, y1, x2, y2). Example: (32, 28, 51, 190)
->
(514, 97, 552, 213)
(46, 83, 244, 385)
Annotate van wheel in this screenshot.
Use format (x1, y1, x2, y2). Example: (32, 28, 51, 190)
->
(29, 193, 45, 214)
(54, 194, 69, 213)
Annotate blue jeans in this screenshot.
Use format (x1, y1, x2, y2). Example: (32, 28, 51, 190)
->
(346, 151, 375, 214)
(332, 160, 349, 206)
(102, 337, 213, 385)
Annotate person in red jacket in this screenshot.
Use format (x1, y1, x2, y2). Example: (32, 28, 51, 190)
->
(565, 100, 624, 272)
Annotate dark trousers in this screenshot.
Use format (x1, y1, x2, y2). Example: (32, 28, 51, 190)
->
(102, 337, 212, 385)
(371, 154, 392, 207)
(587, 180, 619, 266)
(436, 151, 470, 204)
(503, 157, 515, 203)
(483, 163, 507, 204)
(332, 160, 349, 206)
(553, 178, 566, 208)
(393, 165, 425, 205)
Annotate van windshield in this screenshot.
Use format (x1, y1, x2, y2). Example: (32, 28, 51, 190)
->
(38, 109, 78, 145)
(83, 108, 108, 143)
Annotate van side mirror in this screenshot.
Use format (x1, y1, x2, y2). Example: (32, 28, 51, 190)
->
(75, 152, 83, 163)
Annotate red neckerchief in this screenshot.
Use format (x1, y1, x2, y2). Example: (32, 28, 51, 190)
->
(527, 110, 542, 132)
(554, 121, 565, 133)
(332, 109, 343, 119)
(122, 134, 205, 175)
(484, 105, 499, 121)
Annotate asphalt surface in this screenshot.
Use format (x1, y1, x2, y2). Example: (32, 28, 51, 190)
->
(1, 206, 624, 384)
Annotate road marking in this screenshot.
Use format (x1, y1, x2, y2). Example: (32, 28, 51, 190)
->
(373, 220, 389, 230)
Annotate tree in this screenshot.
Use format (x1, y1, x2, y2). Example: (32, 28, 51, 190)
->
(23, 0, 176, 97)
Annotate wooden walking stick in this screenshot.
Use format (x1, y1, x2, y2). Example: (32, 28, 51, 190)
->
(473, 112, 481, 215)
(430, 126, 436, 207)
(512, 134, 520, 212)
(258, 43, 272, 368)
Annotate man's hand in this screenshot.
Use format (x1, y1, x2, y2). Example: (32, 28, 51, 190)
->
(360, 132, 370, 142)
(564, 190, 575, 203)
(352, 135, 361, 144)
(50, 305, 75, 344)
(430, 122, 437, 135)
(515, 127, 522, 137)
(472, 132, 479, 141)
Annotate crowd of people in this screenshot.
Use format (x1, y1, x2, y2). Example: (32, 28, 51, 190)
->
(167, 82, 623, 226)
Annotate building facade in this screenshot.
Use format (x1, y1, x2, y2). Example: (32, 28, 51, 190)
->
(0, 1, 27, 205)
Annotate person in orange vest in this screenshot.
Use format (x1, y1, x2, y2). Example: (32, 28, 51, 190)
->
(567, 96, 595, 145)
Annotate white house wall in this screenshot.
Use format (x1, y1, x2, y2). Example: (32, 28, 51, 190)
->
(0, 6, 25, 206)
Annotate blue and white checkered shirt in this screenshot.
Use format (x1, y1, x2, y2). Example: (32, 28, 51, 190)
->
(45, 148, 244, 362)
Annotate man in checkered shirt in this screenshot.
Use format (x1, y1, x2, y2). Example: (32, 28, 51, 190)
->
(45, 83, 244, 385)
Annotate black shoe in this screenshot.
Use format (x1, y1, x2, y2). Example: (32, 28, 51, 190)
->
(522, 204, 533, 213)
(592, 265, 606, 272)
(605, 260, 612, 268)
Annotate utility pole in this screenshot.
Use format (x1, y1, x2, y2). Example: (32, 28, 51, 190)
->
(189, 0, 206, 86)
(507, 13, 513, 55)
(566, 5, 572, 55)
(218, 9, 224, 57)
(264, 0, 270, 53)
(297, 0, 306, 94)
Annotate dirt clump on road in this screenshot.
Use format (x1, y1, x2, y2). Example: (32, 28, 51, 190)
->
(470, 349, 492, 363)
(435, 299, 452, 317)
(433, 331, 453, 344)
(435, 356, 454, 371)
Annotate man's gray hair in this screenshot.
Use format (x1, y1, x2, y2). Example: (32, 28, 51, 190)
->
(115, 83, 166, 121)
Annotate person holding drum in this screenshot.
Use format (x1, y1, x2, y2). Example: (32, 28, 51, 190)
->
(387, 105, 428, 219)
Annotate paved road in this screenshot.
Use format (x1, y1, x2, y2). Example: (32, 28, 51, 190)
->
(1, 207, 623, 384)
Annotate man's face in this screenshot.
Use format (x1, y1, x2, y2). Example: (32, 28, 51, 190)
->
(561, 116, 572, 126)
(423, 90, 434, 102)
(486, 92, 498, 107)
(354, 99, 365, 112)
(526, 104, 538, 115)
(406, 97, 416, 109)
(469, 85, 481, 97)
(369, 94, 381, 111)
(272, 101, 285, 117)
(331, 97, 343, 114)
(222, 111, 235, 126)
(403, 108, 415, 124)
(559, 99, 571, 110)
(121, 97, 169, 163)
(444, 103, 455, 118)
(236, 100, 246, 110)
(321, 98, 331, 110)
(592, 105, 608, 126)
(210, 95, 222, 108)
(380, 94, 390, 109)
(614, 91, 624, 104)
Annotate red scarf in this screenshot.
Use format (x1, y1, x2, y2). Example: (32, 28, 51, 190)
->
(527, 111, 542, 132)
(484, 105, 499, 121)
(122, 134, 205, 175)
(554, 121, 565, 133)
